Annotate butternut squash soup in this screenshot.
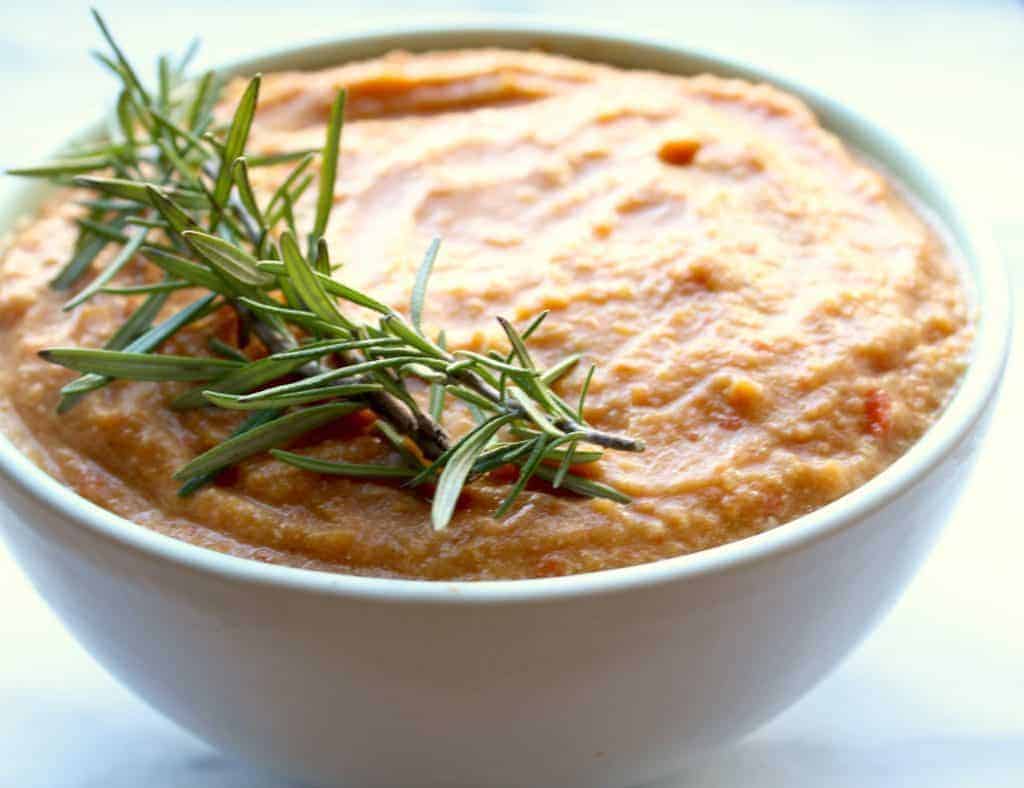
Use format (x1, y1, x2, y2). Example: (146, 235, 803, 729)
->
(0, 50, 971, 579)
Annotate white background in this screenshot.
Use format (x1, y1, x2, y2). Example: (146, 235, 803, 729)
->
(1, 1, 1022, 785)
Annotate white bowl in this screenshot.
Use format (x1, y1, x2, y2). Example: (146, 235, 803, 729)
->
(0, 25, 1011, 788)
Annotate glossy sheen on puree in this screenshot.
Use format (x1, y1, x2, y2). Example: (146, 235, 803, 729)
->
(0, 50, 971, 579)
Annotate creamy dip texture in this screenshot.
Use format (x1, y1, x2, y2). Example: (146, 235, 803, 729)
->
(0, 50, 971, 579)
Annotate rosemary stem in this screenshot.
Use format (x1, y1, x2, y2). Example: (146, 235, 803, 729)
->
(551, 420, 645, 452)
(451, 367, 643, 452)
(247, 307, 450, 459)
(338, 348, 449, 458)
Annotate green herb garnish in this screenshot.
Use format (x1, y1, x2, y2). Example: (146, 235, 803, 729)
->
(9, 11, 644, 530)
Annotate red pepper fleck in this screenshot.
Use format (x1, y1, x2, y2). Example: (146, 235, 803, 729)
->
(864, 389, 892, 437)
(536, 556, 568, 577)
(487, 463, 520, 485)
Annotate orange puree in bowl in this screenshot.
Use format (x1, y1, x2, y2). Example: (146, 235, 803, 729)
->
(0, 50, 971, 579)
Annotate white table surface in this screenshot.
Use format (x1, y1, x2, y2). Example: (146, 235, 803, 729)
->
(1, 1, 1022, 785)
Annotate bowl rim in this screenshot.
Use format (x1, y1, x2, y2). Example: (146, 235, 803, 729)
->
(0, 22, 1011, 604)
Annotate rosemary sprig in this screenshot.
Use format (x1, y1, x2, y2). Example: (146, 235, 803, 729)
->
(9, 12, 645, 530)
